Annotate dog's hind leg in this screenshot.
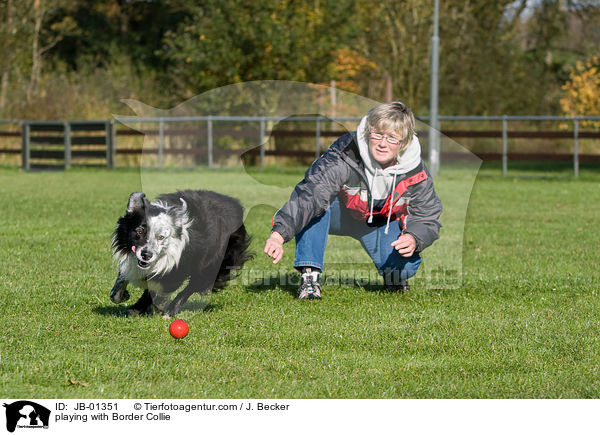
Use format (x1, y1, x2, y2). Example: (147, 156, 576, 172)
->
(163, 287, 194, 318)
(110, 272, 130, 304)
(123, 289, 154, 317)
(163, 272, 214, 317)
(165, 258, 228, 317)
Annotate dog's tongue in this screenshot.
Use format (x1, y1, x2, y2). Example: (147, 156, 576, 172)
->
(132, 246, 136, 253)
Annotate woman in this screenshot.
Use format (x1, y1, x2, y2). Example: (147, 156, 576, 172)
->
(264, 101, 442, 299)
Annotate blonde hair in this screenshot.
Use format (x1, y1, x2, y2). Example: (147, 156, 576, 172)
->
(365, 101, 415, 148)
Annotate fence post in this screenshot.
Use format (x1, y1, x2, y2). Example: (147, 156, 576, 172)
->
(158, 118, 164, 169)
(573, 118, 579, 178)
(22, 122, 30, 171)
(64, 121, 71, 170)
(111, 119, 117, 168)
(259, 117, 266, 170)
(315, 117, 321, 159)
(105, 120, 114, 169)
(502, 116, 508, 177)
(207, 116, 213, 168)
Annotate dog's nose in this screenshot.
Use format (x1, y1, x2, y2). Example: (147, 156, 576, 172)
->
(140, 249, 152, 260)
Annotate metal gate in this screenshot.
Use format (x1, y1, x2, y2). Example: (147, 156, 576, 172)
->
(21, 121, 114, 171)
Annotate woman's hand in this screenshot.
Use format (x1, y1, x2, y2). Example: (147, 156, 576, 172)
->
(264, 231, 285, 264)
(391, 233, 417, 257)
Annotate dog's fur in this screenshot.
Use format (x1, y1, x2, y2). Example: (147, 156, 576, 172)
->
(110, 190, 252, 317)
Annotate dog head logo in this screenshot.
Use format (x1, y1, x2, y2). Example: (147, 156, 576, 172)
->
(3, 401, 50, 433)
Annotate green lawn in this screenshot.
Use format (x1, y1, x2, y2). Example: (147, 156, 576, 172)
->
(0, 165, 599, 398)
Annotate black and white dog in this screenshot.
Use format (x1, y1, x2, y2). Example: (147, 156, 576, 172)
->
(110, 190, 252, 317)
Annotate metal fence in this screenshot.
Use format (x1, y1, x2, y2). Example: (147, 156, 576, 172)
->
(1, 115, 599, 176)
(114, 115, 364, 169)
(438, 115, 600, 177)
(20, 120, 115, 171)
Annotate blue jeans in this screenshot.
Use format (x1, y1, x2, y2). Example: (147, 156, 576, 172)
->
(294, 197, 422, 281)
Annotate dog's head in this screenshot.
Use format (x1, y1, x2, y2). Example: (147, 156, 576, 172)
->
(113, 192, 189, 272)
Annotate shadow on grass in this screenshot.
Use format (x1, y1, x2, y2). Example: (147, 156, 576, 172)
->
(92, 305, 125, 317)
(245, 272, 299, 297)
(92, 300, 220, 317)
(181, 300, 220, 313)
(244, 271, 406, 295)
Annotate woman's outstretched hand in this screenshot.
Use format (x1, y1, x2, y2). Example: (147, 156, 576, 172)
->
(264, 231, 285, 264)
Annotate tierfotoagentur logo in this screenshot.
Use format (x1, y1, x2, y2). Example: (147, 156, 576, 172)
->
(3, 401, 50, 433)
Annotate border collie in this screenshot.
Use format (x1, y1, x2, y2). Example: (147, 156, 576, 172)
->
(110, 190, 252, 317)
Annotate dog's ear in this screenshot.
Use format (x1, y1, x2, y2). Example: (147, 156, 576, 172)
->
(169, 198, 188, 225)
(126, 192, 147, 214)
(178, 198, 188, 215)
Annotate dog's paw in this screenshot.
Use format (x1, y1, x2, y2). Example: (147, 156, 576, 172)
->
(111, 289, 130, 304)
(121, 289, 131, 302)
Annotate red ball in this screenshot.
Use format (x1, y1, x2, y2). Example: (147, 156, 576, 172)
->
(169, 320, 189, 339)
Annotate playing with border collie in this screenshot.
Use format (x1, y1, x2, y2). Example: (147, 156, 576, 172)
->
(110, 190, 252, 317)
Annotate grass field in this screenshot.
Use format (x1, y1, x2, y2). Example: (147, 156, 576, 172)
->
(1, 164, 599, 398)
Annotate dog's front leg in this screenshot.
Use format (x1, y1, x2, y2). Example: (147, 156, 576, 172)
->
(110, 272, 130, 303)
(147, 281, 171, 317)
(123, 289, 153, 317)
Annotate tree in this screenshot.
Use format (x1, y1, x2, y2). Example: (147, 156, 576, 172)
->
(0, 0, 32, 115)
(26, 0, 78, 102)
(560, 56, 600, 127)
(351, 0, 434, 111)
(0, 0, 15, 113)
(437, 0, 554, 115)
(158, 0, 357, 99)
(2, 0, 599, 120)
(350, 0, 537, 114)
(326, 48, 377, 94)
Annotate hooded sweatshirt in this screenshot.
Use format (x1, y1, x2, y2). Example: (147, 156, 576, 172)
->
(355, 116, 423, 231)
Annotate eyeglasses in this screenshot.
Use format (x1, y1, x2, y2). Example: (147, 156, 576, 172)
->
(369, 132, 403, 146)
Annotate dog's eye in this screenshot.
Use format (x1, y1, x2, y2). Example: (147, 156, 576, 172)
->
(158, 235, 165, 241)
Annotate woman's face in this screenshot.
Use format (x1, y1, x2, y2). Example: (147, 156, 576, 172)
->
(368, 130, 404, 168)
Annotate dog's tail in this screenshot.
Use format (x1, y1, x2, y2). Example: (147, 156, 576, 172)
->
(214, 224, 254, 289)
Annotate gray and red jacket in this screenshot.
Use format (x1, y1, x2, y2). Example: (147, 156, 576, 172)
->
(272, 131, 442, 252)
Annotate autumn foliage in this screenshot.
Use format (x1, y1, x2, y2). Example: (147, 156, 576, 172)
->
(328, 48, 377, 94)
(560, 56, 600, 128)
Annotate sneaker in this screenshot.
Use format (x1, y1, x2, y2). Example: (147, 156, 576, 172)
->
(383, 270, 410, 292)
(297, 268, 322, 299)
